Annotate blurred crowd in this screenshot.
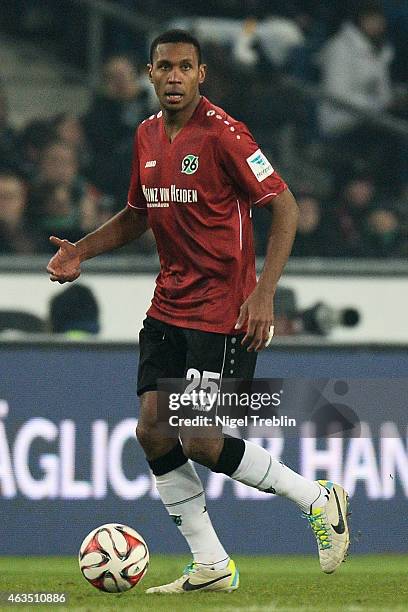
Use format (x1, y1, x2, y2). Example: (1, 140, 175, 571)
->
(0, 56, 157, 255)
(0, 0, 407, 258)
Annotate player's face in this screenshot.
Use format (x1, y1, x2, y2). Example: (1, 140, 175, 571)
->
(148, 43, 206, 113)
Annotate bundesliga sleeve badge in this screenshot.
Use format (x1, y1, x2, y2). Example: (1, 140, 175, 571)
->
(246, 149, 274, 182)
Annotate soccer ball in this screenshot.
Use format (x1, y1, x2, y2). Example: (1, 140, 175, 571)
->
(79, 523, 149, 592)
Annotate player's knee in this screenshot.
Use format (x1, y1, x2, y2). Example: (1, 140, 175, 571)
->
(135, 423, 154, 452)
(181, 437, 223, 468)
(136, 422, 171, 459)
(181, 438, 206, 464)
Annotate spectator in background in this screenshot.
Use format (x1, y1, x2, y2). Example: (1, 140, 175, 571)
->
(201, 41, 244, 122)
(365, 208, 404, 257)
(257, 14, 305, 69)
(48, 284, 100, 337)
(83, 56, 152, 194)
(17, 118, 54, 180)
(383, 0, 408, 84)
(319, 1, 393, 136)
(317, 1, 405, 190)
(28, 181, 84, 251)
(35, 140, 113, 234)
(0, 172, 34, 253)
(0, 85, 20, 174)
(37, 140, 78, 185)
(291, 194, 334, 257)
(229, 18, 311, 154)
(232, 15, 305, 71)
(50, 113, 90, 173)
(332, 175, 376, 257)
(105, 0, 147, 59)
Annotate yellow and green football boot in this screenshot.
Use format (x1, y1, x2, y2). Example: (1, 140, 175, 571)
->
(306, 480, 351, 574)
(146, 559, 239, 594)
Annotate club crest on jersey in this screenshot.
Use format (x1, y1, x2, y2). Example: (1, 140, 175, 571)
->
(181, 154, 199, 175)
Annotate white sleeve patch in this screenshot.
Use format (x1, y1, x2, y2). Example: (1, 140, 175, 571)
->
(246, 149, 274, 182)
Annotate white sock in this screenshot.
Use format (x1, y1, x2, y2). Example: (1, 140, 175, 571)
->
(155, 460, 229, 569)
(231, 439, 324, 513)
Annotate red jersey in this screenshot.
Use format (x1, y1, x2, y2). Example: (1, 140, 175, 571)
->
(127, 96, 287, 334)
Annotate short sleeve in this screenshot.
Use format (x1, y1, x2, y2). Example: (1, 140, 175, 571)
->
(217, 124, 287, 207)
(127, 129, 148, 214)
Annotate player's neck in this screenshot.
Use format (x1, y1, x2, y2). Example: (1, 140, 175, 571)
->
(162, 94, 201, 143)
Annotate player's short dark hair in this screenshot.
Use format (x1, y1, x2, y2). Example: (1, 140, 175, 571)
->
(149, 29, 202, 65)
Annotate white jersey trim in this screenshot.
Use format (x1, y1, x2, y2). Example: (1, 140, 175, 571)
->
(215, 336, 228, 418)
(253, 192, 278, 206)
(236, 199, 243, 251)
(127, 201, 147, 210)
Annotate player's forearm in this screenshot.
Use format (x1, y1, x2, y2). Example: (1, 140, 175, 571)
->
(75, 207, 149, 262)
(257, 189, 299, 295)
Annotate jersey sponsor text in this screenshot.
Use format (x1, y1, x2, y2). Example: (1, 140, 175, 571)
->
(142, 184, 198, 205)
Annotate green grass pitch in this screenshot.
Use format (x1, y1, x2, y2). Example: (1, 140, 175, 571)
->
(0, 555, 407, 611)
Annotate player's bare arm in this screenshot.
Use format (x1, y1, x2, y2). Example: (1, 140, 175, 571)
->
(47, 207, 149, 283)
(236, 189, 299, 352)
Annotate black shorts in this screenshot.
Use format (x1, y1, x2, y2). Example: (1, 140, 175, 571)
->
(137, 316, 257, 396)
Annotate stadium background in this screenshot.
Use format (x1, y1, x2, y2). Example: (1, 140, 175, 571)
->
(1, 0, 408, 564)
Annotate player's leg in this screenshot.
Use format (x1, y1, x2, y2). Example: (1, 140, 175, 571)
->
(136, 318, 233, 593)
(210, 435, 350, 572)
(180, 329, 350, 573)
(137, 391, 229, 567)
(138, 391, 237, 594)
(181, 330, 321, 509)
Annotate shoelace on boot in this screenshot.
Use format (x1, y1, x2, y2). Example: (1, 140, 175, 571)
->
(305, 512, 331, 550)
(182, 561, 198, 576)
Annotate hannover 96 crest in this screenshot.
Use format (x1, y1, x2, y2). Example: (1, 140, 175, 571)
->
(181, 154, 199, 175)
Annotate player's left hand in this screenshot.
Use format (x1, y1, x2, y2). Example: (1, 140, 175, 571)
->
(235, 286, 274, 352)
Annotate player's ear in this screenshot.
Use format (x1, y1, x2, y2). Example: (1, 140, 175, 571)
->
(198, 63, 207, 85)
(147, 63, 153, 82)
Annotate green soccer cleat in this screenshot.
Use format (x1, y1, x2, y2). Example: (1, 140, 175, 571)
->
(145, 559, 239, 594)
(306, 480, 351, 574)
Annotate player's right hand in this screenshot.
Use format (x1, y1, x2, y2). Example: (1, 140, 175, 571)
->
(46, 236, 81, 283)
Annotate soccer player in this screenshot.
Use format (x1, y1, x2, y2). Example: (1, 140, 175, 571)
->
(47, 30, 350, 594)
